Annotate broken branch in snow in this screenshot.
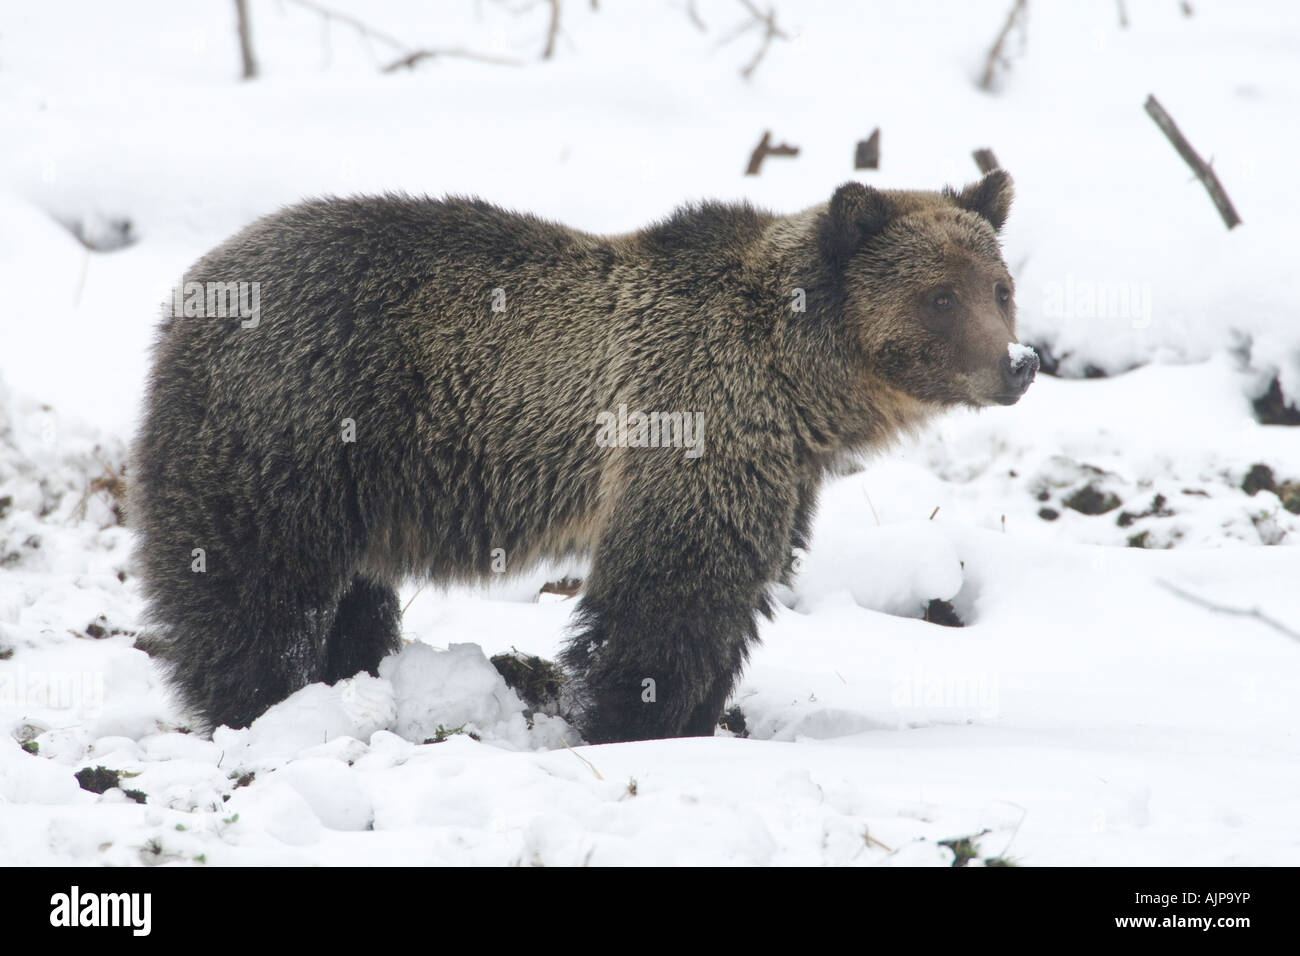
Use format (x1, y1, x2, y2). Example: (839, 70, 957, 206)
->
(1157, 580, 1298, 643)
(383, 48, 523, 71)
(1144, 94, 1242, 229)
(233, 0, 258, 79)
(561, 738, 604, 779)
(973, 147, 1001, 173)
(855, 128, 881, 170)
(744, 130, 799, 175)
(541, 0, 561, 60)
(979, 0, 1028, 92)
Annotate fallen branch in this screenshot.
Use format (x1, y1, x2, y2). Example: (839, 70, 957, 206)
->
(979, 0, 1028, 92)
(744, 130, 799, 175)
(383, 48, 523, 71)
(1157, 579, 1297, 643)
(1144, 94, 1242, 229)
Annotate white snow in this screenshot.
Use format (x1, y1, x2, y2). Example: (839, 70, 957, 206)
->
(2, 0, 1299, 866)
(1008, 342, 1037, 370)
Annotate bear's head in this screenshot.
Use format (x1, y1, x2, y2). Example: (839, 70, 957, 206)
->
(820, 169, 1037, 409)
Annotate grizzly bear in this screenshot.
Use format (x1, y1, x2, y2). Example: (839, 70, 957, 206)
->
(130, 170, 1035, 743)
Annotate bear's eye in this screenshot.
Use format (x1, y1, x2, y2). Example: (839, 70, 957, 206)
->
(996, 283, 1011, 305)
(931, 292, 953, 310)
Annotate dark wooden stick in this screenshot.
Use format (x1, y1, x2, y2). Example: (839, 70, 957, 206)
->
(745, 130, 799, 176)
(541, 0, 561, 60)
(972, 148, 1000, 173)
(233, 0, 258, 79)
(1144, 94, 1242, 229)
(854, 128, 881, 170)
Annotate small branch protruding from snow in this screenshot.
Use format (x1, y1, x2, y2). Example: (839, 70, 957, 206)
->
(979, 0, 1028, 92)
(744, 130, 799, 175)
(855, 128, 881, 170)
(383, 48, 523, 71)
(685, 0, 707, 31)
(280, 0, 516, 74)
(233, 0, 258, 80)
(1157, 580, 1299, 643)
(541, 0, 561, 60)
(1143, 94, 1243, 229)
(285, 0, 407, 53)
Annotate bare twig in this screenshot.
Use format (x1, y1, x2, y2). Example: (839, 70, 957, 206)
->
(233, 0, 258, 79)
(973, 148, 1001, 173)
(285, 0, 406, 52)
(1144, 94, 1242, 229)
(1157, 579, 1298, 643)
(561, 738, 604, 779)
(685, 0, 707, 31)
(744, 129, 799, 175)
(854, 128, 881, 170)
(722, 0, 789, 81)
(863, 830, 894, 853)
(284, 0, 517, 73)
(541, 0, 561, 60)
(383, 48, 523, 71)
(400, 584, 425, 615)
(863, 488, 881, 526)
(979, 0, 1028, 92)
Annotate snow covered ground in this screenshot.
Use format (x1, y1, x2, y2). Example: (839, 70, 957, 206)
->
(2, 0, 1298, 866)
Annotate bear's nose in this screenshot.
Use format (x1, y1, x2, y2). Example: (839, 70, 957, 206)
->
(1000, 349, 1038, 395)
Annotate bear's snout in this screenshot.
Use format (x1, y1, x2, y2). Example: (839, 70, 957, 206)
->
(996, 347, 1038, 404)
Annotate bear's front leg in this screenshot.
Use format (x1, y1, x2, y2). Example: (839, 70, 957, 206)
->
(560, 447, 796, 743)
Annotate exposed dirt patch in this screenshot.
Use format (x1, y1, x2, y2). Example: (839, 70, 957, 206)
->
(1252, 377, 1300, 426)
(1116, 493, 1175, 527)
(491, 651, 566, 715)
(719, 705, 749, 738)
(924, 598, 964, 627)
(1063, 483, 1122, 516)
(75, 765, 146, 803)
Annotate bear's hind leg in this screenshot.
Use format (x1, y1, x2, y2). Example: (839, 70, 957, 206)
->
(323, 575, 403, 683)
(149, 566, 341, 731)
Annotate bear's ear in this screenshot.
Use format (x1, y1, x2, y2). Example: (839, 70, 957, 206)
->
(947, 169, 1014, 232)
(820, 182, 892, 270)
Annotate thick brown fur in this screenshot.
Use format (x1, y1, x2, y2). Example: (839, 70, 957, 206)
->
(130, 170, 1034, 741)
